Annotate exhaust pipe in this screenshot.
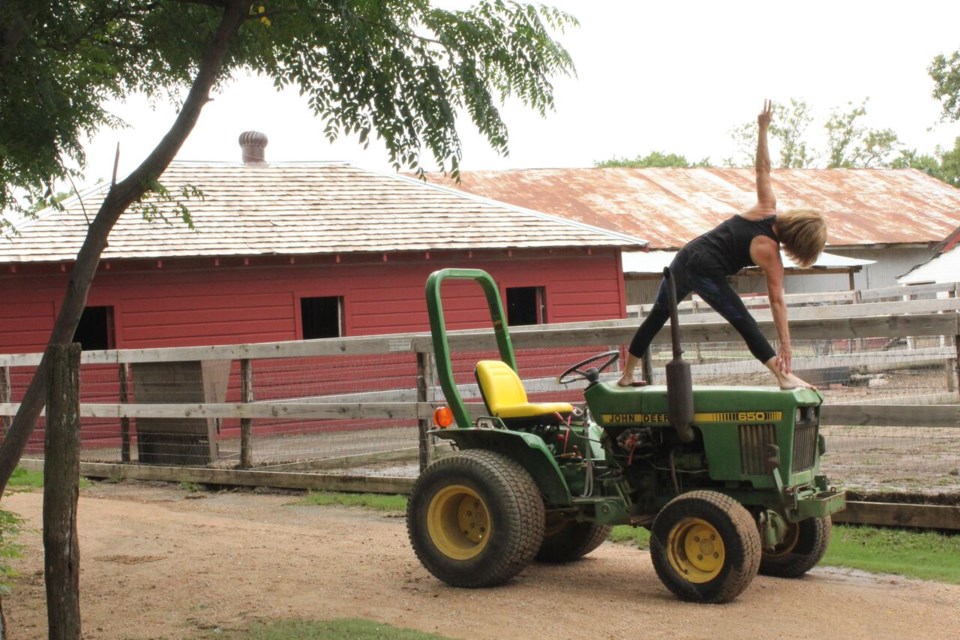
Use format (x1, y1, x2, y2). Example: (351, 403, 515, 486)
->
(664, 267, 695, 443)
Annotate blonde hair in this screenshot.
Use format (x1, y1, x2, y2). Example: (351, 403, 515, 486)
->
(777, 209, 826, 268)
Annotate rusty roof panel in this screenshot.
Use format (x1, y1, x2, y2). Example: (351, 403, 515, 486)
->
(434, 167, 960, 249)
(1, 163, 645, 264)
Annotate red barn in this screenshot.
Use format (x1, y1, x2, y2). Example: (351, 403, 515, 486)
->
(0, 134, 645, 459)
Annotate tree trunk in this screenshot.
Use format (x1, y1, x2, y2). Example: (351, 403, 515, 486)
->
(0, 0, 252, 495)
(43, 344, 82, 640)
(0, 366, 10, 435)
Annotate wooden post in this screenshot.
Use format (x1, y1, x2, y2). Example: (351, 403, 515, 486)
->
(0, 366, 10, 435)
(44, 343, 82, 640)
(955, 336, 960, 399)
(691, 296, 703, 364)
(416, 352, 431, 472)
(118, 363, 130, 462)
(239, 359, 253, 469)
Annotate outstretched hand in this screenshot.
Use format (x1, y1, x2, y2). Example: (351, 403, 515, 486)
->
(758, 99, 773, 129)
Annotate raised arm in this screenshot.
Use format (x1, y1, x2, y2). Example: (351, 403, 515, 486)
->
(747, 99, 777, 216)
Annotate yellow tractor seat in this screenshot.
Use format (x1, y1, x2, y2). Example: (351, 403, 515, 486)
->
(474, 360, 574, 428)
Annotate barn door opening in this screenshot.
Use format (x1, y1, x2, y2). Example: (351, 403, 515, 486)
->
(506, 286, 546, 326)
(300, 296, 345, 339)
(72, 306, 115, 350)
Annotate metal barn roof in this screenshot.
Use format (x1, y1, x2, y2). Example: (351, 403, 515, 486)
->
(433, 167, 960, 250)
(0, 162, 646, 264)
(898, 245, 960, 284)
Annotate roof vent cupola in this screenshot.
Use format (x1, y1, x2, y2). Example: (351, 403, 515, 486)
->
(239, 130, 268, 164)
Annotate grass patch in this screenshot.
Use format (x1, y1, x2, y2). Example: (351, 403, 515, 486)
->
(179, 481, 203, 493)
(6, 467, 91, 490)
(221, 618, 452, 639)
(7, 467, 44, 489)
(299, 491, 407, 512)
(610, 524, 650, 549)
(823, 525, 960, 584)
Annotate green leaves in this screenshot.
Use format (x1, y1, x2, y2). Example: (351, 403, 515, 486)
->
(0, 0, 194, 214)
(133, 179, 202, 229)
(931, 49, 960, 122)
(253, 0, 576, 176)
(595, 151, 710, 168)
(2, 0, 575, 217)
(727, 98, 902, 170)
(824, 99, 901, 169)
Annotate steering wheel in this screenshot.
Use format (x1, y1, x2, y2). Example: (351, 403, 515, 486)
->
(557, 350, 621, 385)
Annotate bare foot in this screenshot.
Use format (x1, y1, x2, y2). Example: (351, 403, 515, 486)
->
(617, 375, 634, 387)
(778, 372, 816, 390)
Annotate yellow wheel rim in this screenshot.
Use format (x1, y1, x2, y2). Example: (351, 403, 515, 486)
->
(666, 517, 725, 584)
(426, 484, 491, 560)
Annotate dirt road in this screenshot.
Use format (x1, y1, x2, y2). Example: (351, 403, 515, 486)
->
(3, 482, 958, 639)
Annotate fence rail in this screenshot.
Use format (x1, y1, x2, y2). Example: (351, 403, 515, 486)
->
(2, 288, 960, 529)
(628, 281, 960, 317)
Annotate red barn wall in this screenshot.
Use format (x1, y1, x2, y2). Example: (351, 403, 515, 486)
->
(0, 249, 626, 353)
(2, 249, 627, 453)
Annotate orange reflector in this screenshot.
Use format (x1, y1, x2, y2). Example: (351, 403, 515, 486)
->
(433, 406, 455, 428)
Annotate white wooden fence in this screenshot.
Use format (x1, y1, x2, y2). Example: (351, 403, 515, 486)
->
(2, 283, 959, 528)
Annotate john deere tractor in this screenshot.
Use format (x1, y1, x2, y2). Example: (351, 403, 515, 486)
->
(406, 268, 845, 603)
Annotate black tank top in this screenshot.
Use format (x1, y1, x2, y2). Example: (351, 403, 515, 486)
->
(679, 215, 778, 276)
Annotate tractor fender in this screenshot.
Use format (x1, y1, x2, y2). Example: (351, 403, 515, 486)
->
(433, 429, 574, 507)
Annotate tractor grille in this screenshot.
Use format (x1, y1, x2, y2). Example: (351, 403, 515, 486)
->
(793, 411, 818, 472)
(739, 424, 776, 475)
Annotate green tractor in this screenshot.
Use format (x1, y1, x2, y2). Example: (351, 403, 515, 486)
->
(407, 268, 846, 603)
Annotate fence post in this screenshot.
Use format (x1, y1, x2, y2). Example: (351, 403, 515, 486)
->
(118, 363, 131, 462)
(955, 336, 960, 399)
(44, 343, 82, 640)
(416, 351, 432, 472)
(240, 359, 254, 469)
(0, 366, 10, 435)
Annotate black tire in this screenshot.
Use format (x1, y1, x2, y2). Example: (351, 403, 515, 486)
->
(406, 450, 545, 588)
(536, 512, 612, 563)
(650, 491, 761, 603)
(760, 516, 832, 578)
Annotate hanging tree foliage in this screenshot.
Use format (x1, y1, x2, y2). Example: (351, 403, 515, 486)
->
(0, 0, 577, 493)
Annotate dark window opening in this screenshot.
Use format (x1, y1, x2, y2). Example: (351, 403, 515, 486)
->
(301, 296, 344, 339)
(506, 287, 546, 326)
(72, 306, 114, 350)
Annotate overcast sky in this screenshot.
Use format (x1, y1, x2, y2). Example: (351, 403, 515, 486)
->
(81, 0, 960, 185)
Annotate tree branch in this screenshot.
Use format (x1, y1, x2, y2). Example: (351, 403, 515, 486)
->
(0, 0, 254, 495)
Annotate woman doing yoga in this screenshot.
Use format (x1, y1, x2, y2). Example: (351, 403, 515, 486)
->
(617, 100, 827, 390)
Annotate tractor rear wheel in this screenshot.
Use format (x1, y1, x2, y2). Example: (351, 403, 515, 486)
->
(407, 450, 545, 588)
(760, 516, 832, 578)
(650, 491, 761, 603)
(536, 513, 612, 563)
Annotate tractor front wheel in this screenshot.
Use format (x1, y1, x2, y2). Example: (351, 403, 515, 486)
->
(760, 516, 832, 578)
(650, 491, 761, 603)
(406, 450, 545, 588)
